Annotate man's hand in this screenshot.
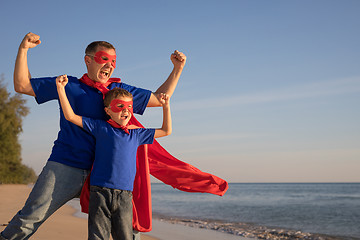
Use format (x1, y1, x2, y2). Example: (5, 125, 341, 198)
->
(171, 50, 186, 70)
(20, 32, 41, 50)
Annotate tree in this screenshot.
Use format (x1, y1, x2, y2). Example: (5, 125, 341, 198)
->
(0, 74, 37, 184)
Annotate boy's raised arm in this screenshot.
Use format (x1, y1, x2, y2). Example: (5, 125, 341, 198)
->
(154, 93, 172, 138)
(56, 75, 83, 128)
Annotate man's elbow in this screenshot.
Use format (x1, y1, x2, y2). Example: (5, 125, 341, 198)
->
(14, 86, 29, 94)
(14, 84, 24, 93)
(14, 83, 35, 96)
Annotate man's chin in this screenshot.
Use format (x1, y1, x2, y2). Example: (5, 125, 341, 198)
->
(96, 77, 109, 83)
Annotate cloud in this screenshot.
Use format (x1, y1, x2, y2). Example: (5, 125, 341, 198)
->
(172, 77, 360, 111)
(120, 59, 165, 73)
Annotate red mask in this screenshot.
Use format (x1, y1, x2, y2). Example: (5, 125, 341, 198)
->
(109, 99, 133, 113)
(93, 51, 116, 68)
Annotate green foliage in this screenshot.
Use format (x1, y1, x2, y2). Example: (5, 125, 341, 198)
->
(0, 74, 37, 184)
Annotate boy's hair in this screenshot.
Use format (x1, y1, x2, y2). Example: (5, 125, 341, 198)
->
(103, 88, 133, 107)
(85, 41, 116, 55)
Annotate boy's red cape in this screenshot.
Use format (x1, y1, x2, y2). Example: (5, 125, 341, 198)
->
(78, 75, 229, 232)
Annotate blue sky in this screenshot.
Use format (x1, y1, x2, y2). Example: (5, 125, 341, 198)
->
(1, 1, 359, 182)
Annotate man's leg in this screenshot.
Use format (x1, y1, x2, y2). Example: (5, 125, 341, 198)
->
(1, 161, 89, 240)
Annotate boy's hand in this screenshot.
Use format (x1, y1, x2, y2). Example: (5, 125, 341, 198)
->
(20, 32, 41, 50)
(56, 74, 68, 88)
(158, 93, 170, 106)
(171, 50, 186, 70)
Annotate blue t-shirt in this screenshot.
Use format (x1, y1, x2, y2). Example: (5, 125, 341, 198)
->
(30, 75, 152, 170)
(82, 117, 155, 191)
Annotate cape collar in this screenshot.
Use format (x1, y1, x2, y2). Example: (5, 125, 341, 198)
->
(79, 74, 121, 97)
(107, 119, 130, 134)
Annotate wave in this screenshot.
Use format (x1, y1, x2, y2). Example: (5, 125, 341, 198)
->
(153, 213, 353, 240)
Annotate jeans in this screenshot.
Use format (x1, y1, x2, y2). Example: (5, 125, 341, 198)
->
(1, 161, 89, 240)
(88, 186, 133, 240)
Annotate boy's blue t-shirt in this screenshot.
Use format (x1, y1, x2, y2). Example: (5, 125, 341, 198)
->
(30, 75, 152, 170)
(82, 117, 155, 191)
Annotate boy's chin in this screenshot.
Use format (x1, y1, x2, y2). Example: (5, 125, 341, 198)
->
(119, 120, 130, 126)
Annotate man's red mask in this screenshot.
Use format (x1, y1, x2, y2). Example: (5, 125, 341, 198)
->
(109, 99, 133, 113)
(93, 51, 116, 68)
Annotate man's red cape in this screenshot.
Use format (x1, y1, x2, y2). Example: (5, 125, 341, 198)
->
(80, 116, 228, 232)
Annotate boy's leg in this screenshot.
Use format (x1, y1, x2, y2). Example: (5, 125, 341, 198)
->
(111, 190, 133, 240)
(133, 231, 141, 240)
(1, 161, 88, 240)
(88, 186, 112, 240)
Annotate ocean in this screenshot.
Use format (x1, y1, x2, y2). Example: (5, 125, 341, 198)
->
(150, 183, 360, 239)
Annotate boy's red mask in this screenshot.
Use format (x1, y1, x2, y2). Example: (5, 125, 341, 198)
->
(93, 51, 116, 68)
(109, 99, 133, 113)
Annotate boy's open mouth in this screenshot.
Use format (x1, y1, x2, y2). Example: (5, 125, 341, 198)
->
(121, 115, 129, 120)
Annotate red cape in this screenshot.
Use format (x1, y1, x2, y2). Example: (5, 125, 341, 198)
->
(80, 115, 228, 232)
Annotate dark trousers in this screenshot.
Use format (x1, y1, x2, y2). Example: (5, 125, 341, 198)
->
(88, 186, 133, 240)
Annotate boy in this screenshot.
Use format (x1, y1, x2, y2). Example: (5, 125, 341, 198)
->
(56, 74, 172, 240)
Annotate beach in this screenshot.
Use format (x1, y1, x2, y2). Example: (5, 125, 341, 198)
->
(0, 184, 250, 240)
(2, 183, 354, 239)
(0, 185, 157, 240)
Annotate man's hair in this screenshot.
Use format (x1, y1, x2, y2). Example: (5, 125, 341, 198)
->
(85, 41, 116, 55)
(104, 88, 133, 107)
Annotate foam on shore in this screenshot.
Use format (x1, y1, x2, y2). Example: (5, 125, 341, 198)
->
(151, 214, 345, 240)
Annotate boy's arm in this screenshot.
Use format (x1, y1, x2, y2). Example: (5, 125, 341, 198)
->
(147, 50, 186, 107)
(56, 75, 83, 128)
(154, 93, 172, 138)
(14, 32, 41, 96)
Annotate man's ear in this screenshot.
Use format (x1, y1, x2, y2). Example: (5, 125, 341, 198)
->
(84, 55, 92, 67)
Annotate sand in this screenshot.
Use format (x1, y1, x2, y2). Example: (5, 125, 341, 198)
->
(1, 184, 251, 240)
(0, 184, 156, 240)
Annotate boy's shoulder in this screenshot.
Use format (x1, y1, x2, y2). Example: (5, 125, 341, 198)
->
(83, 117, 107, 128)
(128, 125, 141, 130)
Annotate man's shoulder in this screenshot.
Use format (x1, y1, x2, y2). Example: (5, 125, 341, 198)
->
(67, 75, 80, 82)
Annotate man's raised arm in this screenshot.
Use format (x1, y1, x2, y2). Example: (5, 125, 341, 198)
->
(147, 50, 187, 107)
(13, 32, 41, 96)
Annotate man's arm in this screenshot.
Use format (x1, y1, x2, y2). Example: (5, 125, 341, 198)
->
(154, 93, 172, 138)
(56, 75, 83, 128)
(147, 50, 186, 107)
(13, 32, 41, 96)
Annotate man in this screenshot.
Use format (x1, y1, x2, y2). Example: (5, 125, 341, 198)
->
(1, 32, 186, 240)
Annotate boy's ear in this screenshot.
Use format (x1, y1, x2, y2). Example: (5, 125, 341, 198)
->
(104, 107, 111, 116)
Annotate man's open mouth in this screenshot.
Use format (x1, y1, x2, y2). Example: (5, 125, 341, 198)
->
(100, 71, 109, 77)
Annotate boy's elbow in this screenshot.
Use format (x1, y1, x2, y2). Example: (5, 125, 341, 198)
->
(165, 129, 172, 136)
(64, 114, 74, 122)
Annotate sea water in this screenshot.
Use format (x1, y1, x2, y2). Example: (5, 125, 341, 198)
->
(150, 183, 360, 239)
